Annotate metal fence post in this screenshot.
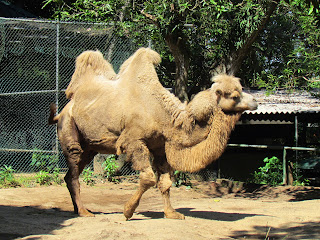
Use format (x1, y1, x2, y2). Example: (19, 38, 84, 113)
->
(55, 21, 60, 157)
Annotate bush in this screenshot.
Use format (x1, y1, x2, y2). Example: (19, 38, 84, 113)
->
(35, 171, 53, 185)
(0, 165, 20, 188)
(30, 150, 63, 185)
(82, 167, 96, 186)
(173, 170, 192, 188)
(35, 168, 63, 186)
(250, 156, 309, 186)
(102, 155, 119, 182)
(30, 149, 59, 173)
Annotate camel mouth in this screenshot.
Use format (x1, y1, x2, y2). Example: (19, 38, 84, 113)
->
(248, 101, 258, 111)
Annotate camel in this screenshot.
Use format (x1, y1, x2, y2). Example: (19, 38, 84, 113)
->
(49, 48, 257, 220)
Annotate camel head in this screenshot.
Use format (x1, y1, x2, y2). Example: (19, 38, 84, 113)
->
(211, 74, 258, 112)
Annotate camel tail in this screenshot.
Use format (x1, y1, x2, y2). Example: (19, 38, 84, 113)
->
(48, 103, 59, 125)
(65, 50, 116, 99)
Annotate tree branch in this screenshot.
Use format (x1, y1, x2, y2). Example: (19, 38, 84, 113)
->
(228, 0, 280, 75)
(141, 9, 159, 27)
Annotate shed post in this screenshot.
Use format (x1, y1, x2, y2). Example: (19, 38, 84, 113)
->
(282, 147, 287, 185)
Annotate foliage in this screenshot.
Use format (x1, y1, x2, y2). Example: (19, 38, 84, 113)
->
(81, 167, 96, 186)
(173, 170, 192, 188)
(250, 156, 309, 186)
(35, 171, 53, 185)
(248, 2, 320, 91)
(0, 165, 20, 188)
(30, 149, 59, 173)
(251, 156, 283, 186)
(42, 0, 320, 97)
(102, 154, 119, 182)
(35, 168, 63, 186)
(30, 150, 63, 185)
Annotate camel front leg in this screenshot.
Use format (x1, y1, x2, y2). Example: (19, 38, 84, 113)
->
(158, 172, 185, 219)
(119, 139, 157, 220)
(124, 166, 156, 220)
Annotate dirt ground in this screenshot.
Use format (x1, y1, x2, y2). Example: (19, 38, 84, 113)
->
(0, 179, 319, 240)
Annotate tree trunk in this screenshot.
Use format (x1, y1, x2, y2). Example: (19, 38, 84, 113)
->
(165, 33, 190, 102)
(224, 0, 280, 75)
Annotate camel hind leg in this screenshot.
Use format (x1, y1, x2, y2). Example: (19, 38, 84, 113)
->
(64, 148, 96, 217)
(153, 155, 185, 219)
(57, 112, 96, 217)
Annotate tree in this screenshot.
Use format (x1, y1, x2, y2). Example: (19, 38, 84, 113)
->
(43, 0, 320, 100)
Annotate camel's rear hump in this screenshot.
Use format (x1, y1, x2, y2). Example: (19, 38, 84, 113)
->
(118, 48, 161, 75)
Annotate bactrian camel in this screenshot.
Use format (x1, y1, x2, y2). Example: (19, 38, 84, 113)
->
(49, 48, 258, 220)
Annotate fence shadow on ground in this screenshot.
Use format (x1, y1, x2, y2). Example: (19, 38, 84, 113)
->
(229, 221, 320, 239)
(232, 183, 320, 201)
(0, 205, 74, 240)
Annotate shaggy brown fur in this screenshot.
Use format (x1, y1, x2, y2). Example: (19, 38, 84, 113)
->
(49, 48, 257, 220)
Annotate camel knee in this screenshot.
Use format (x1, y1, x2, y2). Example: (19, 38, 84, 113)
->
(64, 143, 83, 159)
(139, 167, 156, 188)
(158, 173, 172, 193)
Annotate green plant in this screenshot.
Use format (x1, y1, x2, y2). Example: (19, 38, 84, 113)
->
(0, 165, 20, 187)
(102, 155, 118, 182)
(30, 150, 63, 185)
(251, 156, 283, 186)
(49, 167, 63, 185)
(173, 170, 192, 188)
(250, 156, 309, 186)
(30, 149, 59, 173)
(35, 171, 53, 185)
(82, 167, 96, 186)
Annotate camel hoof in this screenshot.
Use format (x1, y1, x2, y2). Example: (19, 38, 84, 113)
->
(78, 209, 95, 217)
(123, 207, 134, 220)
(165, 211, 185, 220)
(124, 200, 140, 220)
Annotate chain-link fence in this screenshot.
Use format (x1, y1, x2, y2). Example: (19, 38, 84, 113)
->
(0, 17, 217, 182)
(0, 17, 140, 176)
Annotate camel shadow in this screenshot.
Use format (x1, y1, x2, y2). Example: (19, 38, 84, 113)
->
(178, 208, 261, 221)
(0, 205, 74, 240)
(139, 208, 261, 221)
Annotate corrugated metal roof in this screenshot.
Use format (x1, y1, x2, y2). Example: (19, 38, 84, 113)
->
(244, 90, 320, 115)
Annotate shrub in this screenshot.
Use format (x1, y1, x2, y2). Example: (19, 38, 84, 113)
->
(173, 170, 192, 188)
(30, 149, 59, 173)
(35, 171, 53, 185)
(251, 156, 309, 186)
(0, 165, 20, 188)
(102, 155, 119, 182)
(82, 167, 96, 186)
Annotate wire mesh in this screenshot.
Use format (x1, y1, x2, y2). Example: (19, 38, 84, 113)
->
(0, 18, 138, 176)
(0, 18, 217, 181)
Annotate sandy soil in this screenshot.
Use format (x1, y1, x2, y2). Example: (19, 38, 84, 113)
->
(0, 180, 319, 240)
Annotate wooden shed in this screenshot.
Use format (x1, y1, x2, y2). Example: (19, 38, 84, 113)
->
(219, 89, 320, 184)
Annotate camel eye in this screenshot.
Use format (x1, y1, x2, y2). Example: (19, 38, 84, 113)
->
(232, 96, 239, 101)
